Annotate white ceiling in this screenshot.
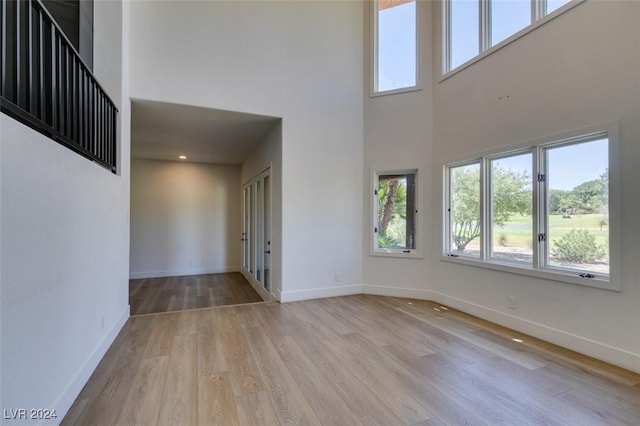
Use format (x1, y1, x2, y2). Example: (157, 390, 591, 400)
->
(131, 99, 279, 165)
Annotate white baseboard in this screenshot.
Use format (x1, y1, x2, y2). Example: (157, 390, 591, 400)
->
(50, 305, 130, 425)
(429, 290, 640, 374)
(363, 284, 433, 300)
(129, 266, 240, 279)
(276, 282, 639, 373)
(280, 284, 363, 303)
(71, 282, 637, 376)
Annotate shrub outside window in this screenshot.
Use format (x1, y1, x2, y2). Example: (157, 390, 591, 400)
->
(544, 138, 609, 275)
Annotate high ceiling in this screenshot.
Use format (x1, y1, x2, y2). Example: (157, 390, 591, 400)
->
(131, 99, 280, 165)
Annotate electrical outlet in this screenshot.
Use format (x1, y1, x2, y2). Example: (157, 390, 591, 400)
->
(334, 273, 341, 282)
(101, 316, 105, 329)
(508, 296, 517, 310)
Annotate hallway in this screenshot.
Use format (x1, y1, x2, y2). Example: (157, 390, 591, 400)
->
(129, 273, 263, 316)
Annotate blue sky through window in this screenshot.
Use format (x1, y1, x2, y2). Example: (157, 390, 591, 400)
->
(493, 139, 608, 191)
(377, 1, 416, 92)
(450, 0, 479, 70)
(547, 0, 571, 14)
(491, 0, 531, 46)
(448, 0, 573, 72)
(548, 139, 608, 191)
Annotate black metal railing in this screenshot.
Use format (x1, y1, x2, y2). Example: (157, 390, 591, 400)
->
(1, 0, 117, 173)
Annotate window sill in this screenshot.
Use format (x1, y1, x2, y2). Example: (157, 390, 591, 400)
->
(371, 250, 423, 260)
(370, 85, 423, 98)
(440, 255, 619, 292)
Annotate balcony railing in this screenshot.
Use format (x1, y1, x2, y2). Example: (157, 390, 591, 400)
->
(1, 0, 117, 173)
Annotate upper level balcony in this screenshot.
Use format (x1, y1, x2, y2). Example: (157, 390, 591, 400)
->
(1, 0, 117, 173)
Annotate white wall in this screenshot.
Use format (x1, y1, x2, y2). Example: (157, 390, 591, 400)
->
(0, 1, 130, 423)
(130, 159, 241, 279)
(362, 0, 434, 298)
(129, 1, 364, 301)
(428, 1, 640, 371)
(241, 122, 283, 299)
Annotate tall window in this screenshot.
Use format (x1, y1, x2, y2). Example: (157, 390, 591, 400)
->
(444, 127, 618, 290)
(489, 153, 533, 264)
(373, 0, 417, 94)
(448, 163, 481, 258)
(444, 0, 581, 74)
(545, 138, 609, 275)
(373, 170, 418, 255)
(449, 0, 479, 70)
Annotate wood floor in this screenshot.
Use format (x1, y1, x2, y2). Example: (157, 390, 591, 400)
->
(63, 295, 640, 425)
(129, 273, 263, 316)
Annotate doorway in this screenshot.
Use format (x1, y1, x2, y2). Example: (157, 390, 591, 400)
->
(242, 168, 272, 301)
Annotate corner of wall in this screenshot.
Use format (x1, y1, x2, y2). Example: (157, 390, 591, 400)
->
(280, 284, 364, 303)
(362, 284, 433, 300)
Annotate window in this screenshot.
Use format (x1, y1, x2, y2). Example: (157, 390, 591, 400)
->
(373, 0, 417, 94)
(490, 0, 531, 46)
(444, 125, 619, 290)
(489, 153, 532, 264)
(547, 0, 571, 14)
(443, 0, 582, 74)
(373, 169, 418, 256)
(447, 162, 481, 258)
(544, 138, 609, 275)
(449, 0, 479, 70)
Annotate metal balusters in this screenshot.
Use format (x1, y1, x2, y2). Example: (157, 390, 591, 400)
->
(1, 0, 118, 173)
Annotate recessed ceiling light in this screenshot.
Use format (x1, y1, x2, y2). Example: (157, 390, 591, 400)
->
(178, 155, 187, 160)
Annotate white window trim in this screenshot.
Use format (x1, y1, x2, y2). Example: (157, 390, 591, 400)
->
(443, 159, 484, 260)
(371, 167, 422, 259)
(441, 0, 585, 81)
(370, 0, 422, 97)
(441, 121, 621, 292)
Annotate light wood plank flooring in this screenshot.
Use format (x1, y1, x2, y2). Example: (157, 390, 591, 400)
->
(129, 273, 263, 316)
(63, 295, 640, 425)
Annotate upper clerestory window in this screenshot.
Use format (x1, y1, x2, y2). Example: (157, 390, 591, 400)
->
(443, 0, 581, 76)
(372, 0, 418, 95)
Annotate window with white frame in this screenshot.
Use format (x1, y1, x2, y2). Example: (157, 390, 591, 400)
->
(448, 162, 481, 258)
(544, 138, 609, 275)
(444, 0, 576, 74)
(373, 170, 418, 255)
(373, 0, 417, 94)
(490, 152, 533, 264)
(444, 128, 617, 289)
